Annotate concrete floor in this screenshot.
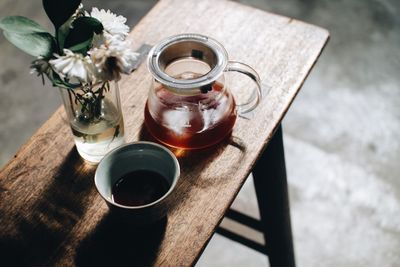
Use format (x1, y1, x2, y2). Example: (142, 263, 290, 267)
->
(0, 0, 399, 266)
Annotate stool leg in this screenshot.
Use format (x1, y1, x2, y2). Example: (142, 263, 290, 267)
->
(253, 125, 295, 267)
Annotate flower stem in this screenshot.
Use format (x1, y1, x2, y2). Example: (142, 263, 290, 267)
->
(67, 90, 76, 117)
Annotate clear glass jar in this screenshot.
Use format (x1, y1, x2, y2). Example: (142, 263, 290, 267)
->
(59, 81, 125, 163)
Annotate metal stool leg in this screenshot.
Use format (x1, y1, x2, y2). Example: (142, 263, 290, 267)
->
(253, 125, 295, 267)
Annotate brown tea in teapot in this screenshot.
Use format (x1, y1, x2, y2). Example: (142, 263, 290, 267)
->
(144, 81, 236, 150)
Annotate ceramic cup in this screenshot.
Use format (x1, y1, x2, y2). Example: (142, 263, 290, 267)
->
(94, 141, 180, 224)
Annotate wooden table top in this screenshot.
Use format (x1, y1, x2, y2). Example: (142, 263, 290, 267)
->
(0, 0, 328, 266)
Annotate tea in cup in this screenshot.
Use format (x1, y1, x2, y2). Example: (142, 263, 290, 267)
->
(95, 142, 180, 224)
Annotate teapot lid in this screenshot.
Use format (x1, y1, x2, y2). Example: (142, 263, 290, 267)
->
(147, 33, 228, 94)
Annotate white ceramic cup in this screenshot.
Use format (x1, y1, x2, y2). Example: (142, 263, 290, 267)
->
(94, 141, 180, 224)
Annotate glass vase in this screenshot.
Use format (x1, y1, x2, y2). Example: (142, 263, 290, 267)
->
(59, 81, 125, 164)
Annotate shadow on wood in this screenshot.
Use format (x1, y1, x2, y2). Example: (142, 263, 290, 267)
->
(75, 215, 167, 266)
(0, 148, 96, 267)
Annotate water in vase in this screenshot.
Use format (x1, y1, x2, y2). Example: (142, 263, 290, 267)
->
(70, 101, 125, 163)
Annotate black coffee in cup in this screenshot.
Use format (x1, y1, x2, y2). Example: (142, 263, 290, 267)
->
(111, 170, 170, 206)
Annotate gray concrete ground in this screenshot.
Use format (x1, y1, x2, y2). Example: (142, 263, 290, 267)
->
(0, 0, 399, 266)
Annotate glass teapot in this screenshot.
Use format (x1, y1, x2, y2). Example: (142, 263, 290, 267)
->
(144, 33, 262, 150)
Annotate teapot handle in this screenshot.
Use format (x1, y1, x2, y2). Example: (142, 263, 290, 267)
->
(225, 61, 262, 116)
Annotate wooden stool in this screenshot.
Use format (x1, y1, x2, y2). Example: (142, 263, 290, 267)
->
(0, 0, 328, 266)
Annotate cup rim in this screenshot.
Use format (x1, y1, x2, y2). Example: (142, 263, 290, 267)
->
(94, 141, 180, 210)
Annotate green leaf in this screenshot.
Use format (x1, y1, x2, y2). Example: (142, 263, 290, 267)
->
(80, 17, 103, 34)
(64, 17, 103, 53)
(57, 19, 73, 50)
(3, 31, 55, 57)
(0, 16, 47, 34)
(0, 16, 55, 56)
(67, 39, 93, 54)
(43, 0, 81, 29)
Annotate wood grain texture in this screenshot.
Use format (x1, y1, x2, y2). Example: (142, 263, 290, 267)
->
(0, 0, 329, 266)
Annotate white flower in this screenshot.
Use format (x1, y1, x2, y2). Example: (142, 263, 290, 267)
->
(89, 8, 129, 38)
(91, 32, 114, 48)
(91, 33, 107, 48)
(90, 40, 138, 81)
(50, 49, 97, 83)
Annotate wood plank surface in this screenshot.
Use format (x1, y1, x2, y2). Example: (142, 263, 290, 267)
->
(0, 0, 329, 266)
